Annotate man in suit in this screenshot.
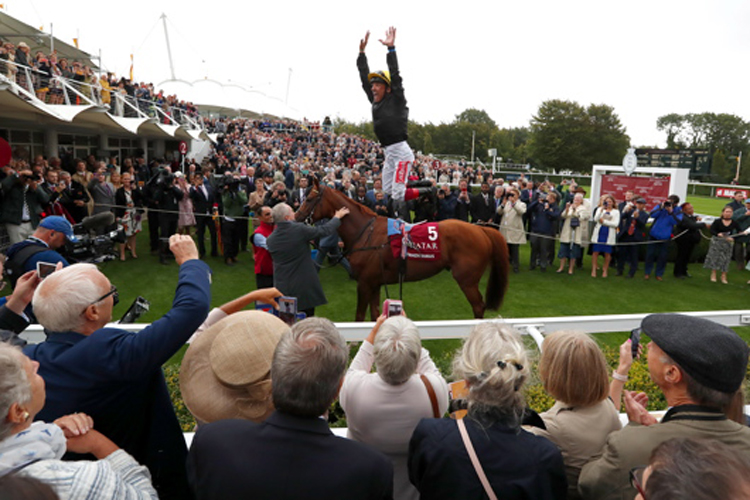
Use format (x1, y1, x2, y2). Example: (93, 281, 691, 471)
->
(470, 181, 495, 223)
(580, 314, 750, 500)
(190, 174, 218, 259)
(290, 176, 309, 210)
(25, 235, 211, 500)
(58, 171, 90, 223)
(266, 203, 348, 318)
(187, 317, 393, 500)
(87, 165, 116, 218)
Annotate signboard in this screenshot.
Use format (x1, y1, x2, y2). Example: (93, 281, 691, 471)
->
(600, 174, 671, 208)
(716, 188, 748, 199)
(178, 141, 188, 155)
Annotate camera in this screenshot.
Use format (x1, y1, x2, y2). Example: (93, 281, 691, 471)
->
(63, 212, 126, 264)
(663, 201, 671, 208)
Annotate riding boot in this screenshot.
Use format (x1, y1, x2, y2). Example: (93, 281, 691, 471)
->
(407, 179, 433, 188)
(394, 199, 411, 223)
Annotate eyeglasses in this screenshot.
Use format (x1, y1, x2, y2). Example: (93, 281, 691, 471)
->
(87, 285, 119, 311)
(630, 466, 647, 499)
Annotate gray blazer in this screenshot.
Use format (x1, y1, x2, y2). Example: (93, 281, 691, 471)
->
(267, 218, 341, 311)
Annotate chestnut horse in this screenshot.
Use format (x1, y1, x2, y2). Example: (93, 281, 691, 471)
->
(296, 177, 510, 321)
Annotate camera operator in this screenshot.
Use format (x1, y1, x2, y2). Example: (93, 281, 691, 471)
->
(4, 216, 76, 290)
(263, 181, 289, 208)
(643, 195, 682, 281)
(1, 168, 50, 244)
(220, 173, 248, 266)
(152, 169, 183, 264)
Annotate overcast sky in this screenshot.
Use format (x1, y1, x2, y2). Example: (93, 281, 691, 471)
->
(5, 0, 750, 148)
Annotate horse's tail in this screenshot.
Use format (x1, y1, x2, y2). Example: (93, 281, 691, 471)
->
(481, 226, 510, 311)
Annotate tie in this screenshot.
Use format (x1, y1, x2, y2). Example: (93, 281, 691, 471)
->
(628, 218, 636, 236)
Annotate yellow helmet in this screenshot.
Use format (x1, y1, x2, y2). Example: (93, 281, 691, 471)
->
(368, 70, 391, 87)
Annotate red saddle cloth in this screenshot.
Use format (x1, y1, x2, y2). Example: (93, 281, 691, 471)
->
(388, 221, 441, 261)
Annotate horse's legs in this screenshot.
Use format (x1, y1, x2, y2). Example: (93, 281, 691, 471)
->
(368, 286, 381, 321)
(455, 278, 486, 318)
(355, 282, 372, 322)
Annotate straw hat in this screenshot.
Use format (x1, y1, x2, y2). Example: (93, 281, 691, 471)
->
(180, 310, 289, 423)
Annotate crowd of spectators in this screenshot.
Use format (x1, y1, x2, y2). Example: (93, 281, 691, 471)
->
(0, 41, 198, 123)
(0, 247, 748, 499)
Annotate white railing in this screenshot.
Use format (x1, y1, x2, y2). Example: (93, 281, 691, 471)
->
(18, 309, 750, 351)
(1, 59, 202, 130)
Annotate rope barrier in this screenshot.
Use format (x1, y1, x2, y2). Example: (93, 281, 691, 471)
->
(87, 202, 715, 249)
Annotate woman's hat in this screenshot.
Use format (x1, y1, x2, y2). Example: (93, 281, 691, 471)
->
(180, 310, 289, 423)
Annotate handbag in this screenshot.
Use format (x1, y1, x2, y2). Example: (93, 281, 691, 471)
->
(457, 418, 498, 500)
(570, 217, 580, 229)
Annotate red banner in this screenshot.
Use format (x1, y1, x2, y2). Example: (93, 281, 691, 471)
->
(600, 175, 671, 208)
(716, 188, 748, 199)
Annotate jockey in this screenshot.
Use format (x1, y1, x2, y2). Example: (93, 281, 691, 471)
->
(357, 26, 434, 222)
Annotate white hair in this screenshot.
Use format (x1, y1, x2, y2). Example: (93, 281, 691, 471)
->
(453, 322, 530, 426)
(33, 263, 105, 333)
(374, 316, 421, 385)
(272, 203, 293, 224)
(0, 343, 31, 441)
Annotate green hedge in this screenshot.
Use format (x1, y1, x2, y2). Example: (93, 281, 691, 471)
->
(166, 344, 669, 432)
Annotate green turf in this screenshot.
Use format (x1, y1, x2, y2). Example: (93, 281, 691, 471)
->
(687, 195, 733, 216)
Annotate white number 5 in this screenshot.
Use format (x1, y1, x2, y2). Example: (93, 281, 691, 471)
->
(428, 226, 438, 241)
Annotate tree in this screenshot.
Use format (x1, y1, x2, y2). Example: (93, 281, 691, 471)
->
(655, 112, 750, 182)
(656, 114, 686, 149)
(454, 108, 497, 127)
(528, 99, 629, 173)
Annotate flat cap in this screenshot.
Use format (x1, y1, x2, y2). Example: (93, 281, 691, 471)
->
(642, 313, 749, 393)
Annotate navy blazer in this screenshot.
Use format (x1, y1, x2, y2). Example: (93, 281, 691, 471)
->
(25, 260, 212, 500)
(187, 411, 393, 500)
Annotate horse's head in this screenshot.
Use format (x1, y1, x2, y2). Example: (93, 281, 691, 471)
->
(295, 175, 330, 223)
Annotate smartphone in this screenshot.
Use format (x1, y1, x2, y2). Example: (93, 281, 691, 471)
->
(278, 296, 299, 326)
(36, 261, 57, 279)
(630, 327, 641, 360)
(383, 299, 403, 318)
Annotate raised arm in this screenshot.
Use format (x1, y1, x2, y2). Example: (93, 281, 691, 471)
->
(357, 31, 373, 102)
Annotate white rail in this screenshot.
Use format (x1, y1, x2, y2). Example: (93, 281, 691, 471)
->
(18, 309, 750, 351)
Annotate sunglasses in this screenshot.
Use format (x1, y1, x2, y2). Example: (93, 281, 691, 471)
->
(83, 285, 119, 314)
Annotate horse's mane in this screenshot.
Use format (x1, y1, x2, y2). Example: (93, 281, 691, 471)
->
(325, 185, 379, 218)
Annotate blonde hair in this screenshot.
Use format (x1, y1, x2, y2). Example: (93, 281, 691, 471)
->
(539, 330, 609, 407)
(453, 322, 529, 425)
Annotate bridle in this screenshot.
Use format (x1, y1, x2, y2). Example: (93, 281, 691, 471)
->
(300, 184, 325, 225)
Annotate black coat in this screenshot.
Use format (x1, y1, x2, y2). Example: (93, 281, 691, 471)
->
(189, 184, 216, 215)
(470, 192, 495, 223)
(187, 411, 393, 500)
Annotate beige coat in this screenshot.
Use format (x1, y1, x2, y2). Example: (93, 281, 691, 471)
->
(591, 207, 620, 246)
(579, 407, 750, 500)
(528, 399, 621, 500)
(499, 200, 527, 245)
(559, 203, 590, 246)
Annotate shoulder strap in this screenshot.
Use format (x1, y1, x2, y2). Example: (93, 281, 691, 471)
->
(419, 374, 440, 418)
(457, 418, 498, 500)
(4, 243, 47, 286)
